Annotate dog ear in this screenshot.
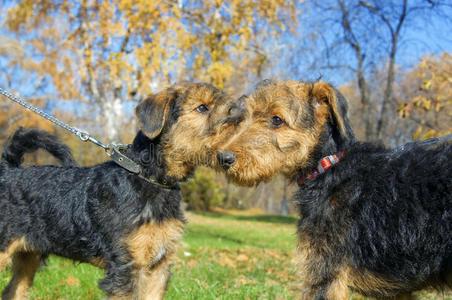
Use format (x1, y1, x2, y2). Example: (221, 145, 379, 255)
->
(135, 87, 184, 139)
(311, 82, 352, 139)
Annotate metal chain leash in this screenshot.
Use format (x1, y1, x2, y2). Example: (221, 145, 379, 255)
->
(0, 87, 110, 150)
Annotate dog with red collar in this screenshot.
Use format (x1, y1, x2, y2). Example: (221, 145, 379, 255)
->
(213, 79, 452, 299)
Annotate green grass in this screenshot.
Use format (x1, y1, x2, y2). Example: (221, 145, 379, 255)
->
(0, 256, 105, 299)
(167, 212, 298, 299)
(193, 211, 298, 225)
(0, 211, 450, 299)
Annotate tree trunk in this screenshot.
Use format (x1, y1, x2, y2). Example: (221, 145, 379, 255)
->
(102, 96, 123, 141)
(362, 0, 407, 141)
(376, 42, 397, 140)
(280, 179, 288, 216)
(356, 56, 374, 141)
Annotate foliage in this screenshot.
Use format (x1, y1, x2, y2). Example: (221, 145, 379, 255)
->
(1, 0, 297, 140)
(3, 0, 296, 93)
(398, 52, 452, 140)
(181, 167, 225, 211)
(0, 98, 53, 135)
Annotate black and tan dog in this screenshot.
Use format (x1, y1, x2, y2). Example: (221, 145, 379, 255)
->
(0, 83, 239, 300)
(213, 80, 452, 299)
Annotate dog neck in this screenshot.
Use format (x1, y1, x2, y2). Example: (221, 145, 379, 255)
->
(296, 123, 355, 185)
(127, 131, 179, 188)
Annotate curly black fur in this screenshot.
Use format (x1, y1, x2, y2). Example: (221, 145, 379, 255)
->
(0, 83, 236, 299)
(0, 128, 183, 297)
(1, 127, 78, 168)
(297, 141, 452, 297)
(294, 89, 452, 298)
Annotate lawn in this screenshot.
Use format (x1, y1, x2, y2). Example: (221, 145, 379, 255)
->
(0, 210, 450, 299)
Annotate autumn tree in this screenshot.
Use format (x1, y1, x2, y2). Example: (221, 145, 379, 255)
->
(398, 52, 452, 140)
(2, 0, 297, 140)
(0, 1, 300, 214)
(290, 0, 451, 142)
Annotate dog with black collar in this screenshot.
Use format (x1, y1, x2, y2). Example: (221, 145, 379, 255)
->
(0, 82, 241, 300)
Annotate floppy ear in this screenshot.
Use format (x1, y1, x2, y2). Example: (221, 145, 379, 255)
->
(311, 82, 352, 139)
(135, 87, 184, 139)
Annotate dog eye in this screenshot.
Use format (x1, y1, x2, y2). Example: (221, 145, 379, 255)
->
(195, 104, 209, 114)
(271, 116, 284, 127)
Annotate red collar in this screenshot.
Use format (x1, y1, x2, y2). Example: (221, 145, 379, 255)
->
(298, 151, 345, 186)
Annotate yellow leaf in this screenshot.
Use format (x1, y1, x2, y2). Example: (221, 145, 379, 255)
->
(413, 126, 422, 140)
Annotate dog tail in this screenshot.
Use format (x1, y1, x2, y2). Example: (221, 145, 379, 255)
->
(1, 127, 78, 168)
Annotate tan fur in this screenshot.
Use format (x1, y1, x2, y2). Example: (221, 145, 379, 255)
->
(2, 252, 40, 300)
(161, 84, 234, 179)
(325, 275, 348, 300)
(124, 219, 184, 300)
(345, 266, 408, 298)
(108, 255, 174, 300)
(132, 255, 173, 300)
(0, 238, 41, 300)
(298, 249, 410, 300)
(109, 255, 173, 300)
(0, 238, 28, 271)
(297, 229, 409, 299)
(126, 220, 184, 268)
(212, 81, 334, 186)
(324, 264, 411, 300)
(88, 257, 105, 269)
(109, 295, 132, 300)
(135, 83, 235, 180)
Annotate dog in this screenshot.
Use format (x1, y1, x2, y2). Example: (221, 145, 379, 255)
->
(0, 83, 240, 300)
(212, 80, 452, 299)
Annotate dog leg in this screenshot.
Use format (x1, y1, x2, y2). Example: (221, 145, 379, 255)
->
(133, 255, 173, 300)
(0, 252, 13, 272)
(2, 252, 41, 300)
(104, 254, 173, 300)
(0, 238, 28, 272)
(99, 260, 135, 300)
(121, 219, 183, 300)
(325, 278, 349, 300)
(298, 281, 348, 300)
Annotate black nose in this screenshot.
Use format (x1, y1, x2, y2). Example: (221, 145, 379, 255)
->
(216, 152, 236, 169)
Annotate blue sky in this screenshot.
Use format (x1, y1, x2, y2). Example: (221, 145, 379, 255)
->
(265, 1, 452, 86)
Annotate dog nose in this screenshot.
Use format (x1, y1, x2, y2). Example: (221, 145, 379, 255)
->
(216, 152, 236, 169)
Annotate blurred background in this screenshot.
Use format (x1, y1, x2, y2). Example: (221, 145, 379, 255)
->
(0, 0, 451, 215)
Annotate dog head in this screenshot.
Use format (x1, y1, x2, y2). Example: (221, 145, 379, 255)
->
(211, 80, 355, 186)
(135, 83, 240, 180)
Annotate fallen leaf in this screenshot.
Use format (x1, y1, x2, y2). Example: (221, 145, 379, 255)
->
(61, 275, 80, 288)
